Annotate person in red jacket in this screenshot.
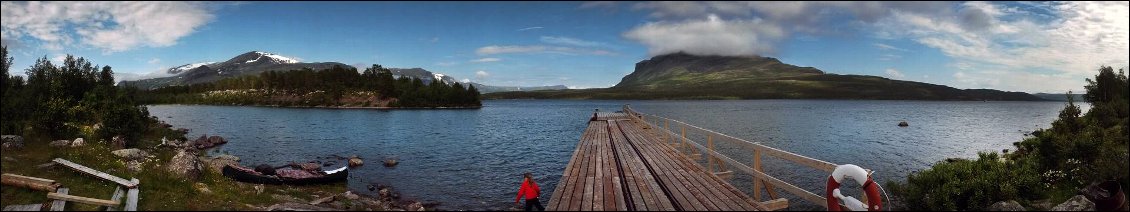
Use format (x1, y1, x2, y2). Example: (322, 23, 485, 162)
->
(515, 172, 544, 211)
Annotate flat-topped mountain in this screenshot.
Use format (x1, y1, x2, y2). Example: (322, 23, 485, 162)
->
(486, 52, 1044, 101)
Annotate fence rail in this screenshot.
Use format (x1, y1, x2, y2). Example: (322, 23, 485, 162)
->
(622, 105, 840, 209)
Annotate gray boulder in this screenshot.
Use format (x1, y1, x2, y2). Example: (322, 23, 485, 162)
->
(1051, 195, 1095, 211)
(1, 135, 23, 149)
(111, 148, 149, 160)
(988, 200, 1026, 211)
(213, 154, 240, 162)
(167, 149, 203, 181)
(49, 140, 71, 147)
(71, 138, 85, 147)
(206, 156, 240, 173)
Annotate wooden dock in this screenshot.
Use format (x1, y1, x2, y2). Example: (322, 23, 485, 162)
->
(548, 111, 766, 211)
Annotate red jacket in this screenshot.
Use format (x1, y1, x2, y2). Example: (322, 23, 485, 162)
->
(515, 178, 540, 203)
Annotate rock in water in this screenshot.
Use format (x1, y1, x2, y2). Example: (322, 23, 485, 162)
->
(168, 149, 203, 181)
(71, 138, 85, 147)
(898, 121, 909, 127)
(1051, 195, 1095, 211)
(208, 135, 227, 145)
(49, 140, 71, 147)
(406, 201, 425, 211)
(988, 200, 1026, 211)
(112, 148, 149, 160)
(349, 157, 364, 167)
(1, 135, 24, 149)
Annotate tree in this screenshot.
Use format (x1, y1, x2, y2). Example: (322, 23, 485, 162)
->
(99, 66, 115, 87)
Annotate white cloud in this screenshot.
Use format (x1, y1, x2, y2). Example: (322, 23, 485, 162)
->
(435, 61, 457, 67)
(470, 58, 501, 63)
(51, 54, 66, 63)
(878, 54, 901, 61)
(540, 36, 605, 47)
(147, 58, 160, 64)
(1, 1, 214, 53)
(623, 14, 785, 56)
(475, 70, 490, 79)
(461, 78, 471, 83)
(516, 26, 544, 31)
(885, 68, 905, 79)
(475, 45, 616, 56)
(873, 1, 1130, 92)
(874, 43, 908, 51)
(623, 1, 1129, 92)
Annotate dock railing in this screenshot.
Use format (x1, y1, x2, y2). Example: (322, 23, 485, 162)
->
(622, 105, 839, 209)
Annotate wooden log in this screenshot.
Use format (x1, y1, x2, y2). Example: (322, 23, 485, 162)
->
(2, 173, 56, 185)
(51, 158, 137, 188)
(760, 198, 789, 211)
(47, 192, 119, 207)
(124, 179, 139, 211)
(51, 187, 69, 211)
(2, 173, 60, 192)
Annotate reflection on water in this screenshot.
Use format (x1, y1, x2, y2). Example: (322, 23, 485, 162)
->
(148, 99, 1080, 210)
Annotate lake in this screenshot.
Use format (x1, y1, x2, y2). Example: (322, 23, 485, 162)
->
(147, 99, 1084, 210)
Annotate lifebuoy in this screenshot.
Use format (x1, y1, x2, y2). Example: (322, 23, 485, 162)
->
(826, 164, 882, 211)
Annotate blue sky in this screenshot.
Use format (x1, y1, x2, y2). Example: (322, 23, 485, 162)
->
(2, 1, 1127, 93)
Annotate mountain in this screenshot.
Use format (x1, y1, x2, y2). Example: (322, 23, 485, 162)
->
(485, 52, 1044, 101)
(1032, 93, 1085, 102)
(389, 68, 458, 85)
(387, 68, 568, 93)
(121, 51, 348, 90)
(470, 83, 569, 93)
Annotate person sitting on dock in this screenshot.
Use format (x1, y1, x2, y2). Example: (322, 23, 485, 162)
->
(515, 172, 544, 211)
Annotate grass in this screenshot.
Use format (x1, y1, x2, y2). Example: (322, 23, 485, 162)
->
(2, 131, 346, 210)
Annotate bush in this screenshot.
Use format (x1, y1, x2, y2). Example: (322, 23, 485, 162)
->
(889, 66, 1129, 210)
(888, 152, 1043, 210)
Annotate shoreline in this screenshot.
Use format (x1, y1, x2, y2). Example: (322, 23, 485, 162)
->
(145, 103, 483, 110)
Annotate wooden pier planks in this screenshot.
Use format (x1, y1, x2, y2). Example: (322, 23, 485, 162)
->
(549, 112, 760, 211)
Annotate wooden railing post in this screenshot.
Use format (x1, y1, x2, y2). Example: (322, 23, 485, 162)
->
(753, 148, 763, 201)
(664, 119, 669, 144)
(681, 125, 687, 155)
(708, 134, 714, 173)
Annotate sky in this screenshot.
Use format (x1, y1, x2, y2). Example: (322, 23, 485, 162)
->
(1, 1, 1127, 93)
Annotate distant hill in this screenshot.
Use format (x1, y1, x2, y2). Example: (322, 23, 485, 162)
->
(1032, 93, 1086, 102)
(121, 51, 349, 90)
(387, 68, 567, 93)
(470, 84, 568, 93)
(486, 52, 1044, 101)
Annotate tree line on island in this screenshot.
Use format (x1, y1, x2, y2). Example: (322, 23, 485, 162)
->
(135, 64, 482, 108)
(1, 46, 160, 147)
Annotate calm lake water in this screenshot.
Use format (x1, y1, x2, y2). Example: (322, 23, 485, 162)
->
(147, 100, 1085, 210)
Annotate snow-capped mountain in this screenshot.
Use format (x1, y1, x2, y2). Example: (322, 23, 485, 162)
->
(389, 68, 458, 85)
(167, 62, 217, 75)
(122, 51, 347, 90)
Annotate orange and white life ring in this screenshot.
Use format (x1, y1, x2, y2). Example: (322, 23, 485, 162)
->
(826, 164, 882, 211)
